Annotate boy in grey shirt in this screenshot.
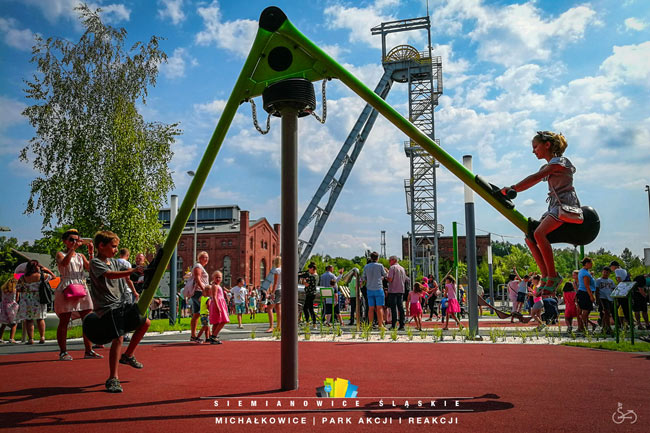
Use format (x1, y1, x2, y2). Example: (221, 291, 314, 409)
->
(89, 230, 149, 393)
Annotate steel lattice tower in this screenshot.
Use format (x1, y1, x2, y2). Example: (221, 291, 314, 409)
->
(371, 16, 443, 283)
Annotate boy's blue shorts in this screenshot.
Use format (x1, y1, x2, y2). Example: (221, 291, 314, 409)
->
(367, 289, 385, 307)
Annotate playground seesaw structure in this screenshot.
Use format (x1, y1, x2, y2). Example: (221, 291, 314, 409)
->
(84, 6, 600, 389)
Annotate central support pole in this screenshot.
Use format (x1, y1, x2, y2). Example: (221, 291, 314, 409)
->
(281, 109, 299, 391)
(463, 155, 479, 338)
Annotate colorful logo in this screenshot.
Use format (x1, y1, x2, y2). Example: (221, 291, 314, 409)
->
(316, 377, 358, 398)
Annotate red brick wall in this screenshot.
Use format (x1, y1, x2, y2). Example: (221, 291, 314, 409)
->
(175, 213, 279, 288)
(402, 234, 491, 263)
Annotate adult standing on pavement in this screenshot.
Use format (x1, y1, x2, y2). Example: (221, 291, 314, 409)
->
(386, 256, 406, 330)
(320, 265, 343, 323)
(16, 260, 54, 345)
(609, 260, 632, 324)
(577, 257, 597, 333)
(55, 229, 101, 361)
(299, 262, 319, 328)
(189, 251, 210, 342)
(320, 265, 342, 289)
(426, 279, 439, 321)
(266, 257, 282, 333)
(347, 271, 360, 326)
(362, 252, 387, 329)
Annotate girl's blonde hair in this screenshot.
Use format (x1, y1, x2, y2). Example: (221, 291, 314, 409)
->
(534, 131, 567, 156)
(197, 251, 209, 261)
(273, 256, 281, 268)
(212, 270, 222, 280)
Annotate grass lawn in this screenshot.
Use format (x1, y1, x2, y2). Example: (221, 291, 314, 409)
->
(563, 340, 650, 352)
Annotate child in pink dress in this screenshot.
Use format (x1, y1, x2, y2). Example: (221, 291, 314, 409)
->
(443, 276, 463, 330)
(208, 271, 230, 344)
(407, 283, 425, 331)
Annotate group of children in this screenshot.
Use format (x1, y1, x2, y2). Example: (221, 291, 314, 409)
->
(402, 276, 463, 331)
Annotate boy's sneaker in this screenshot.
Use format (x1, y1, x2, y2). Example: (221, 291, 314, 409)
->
(119, 353, 143, 369)
(105, 377, 123, 393)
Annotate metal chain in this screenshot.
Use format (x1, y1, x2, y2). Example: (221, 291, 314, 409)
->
(249, 98, 271, 135)
(310, 79, 328, 124)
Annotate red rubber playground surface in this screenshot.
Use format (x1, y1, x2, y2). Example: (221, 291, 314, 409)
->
(1, 341, 649, 432)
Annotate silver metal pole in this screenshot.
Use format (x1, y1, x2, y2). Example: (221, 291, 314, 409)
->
(170, 195, 178, 325)
(645, 185, 650, 239)
(488, 243, 494, 304)
(281, 108, 299, 391)
(463, 155, 479, 338)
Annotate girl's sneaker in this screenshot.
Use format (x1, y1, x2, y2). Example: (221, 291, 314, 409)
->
(119, 354, 143, 369)
(105, 377, 123, 393)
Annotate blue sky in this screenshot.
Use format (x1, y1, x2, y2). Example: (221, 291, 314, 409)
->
(1, 0, 649, 260)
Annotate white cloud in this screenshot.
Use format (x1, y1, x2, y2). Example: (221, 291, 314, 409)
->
(0, 18, 38, 51)
(479, 64, 546, 112)
(161, 47, 198, 79)
(195, 1, 257, 58)
(23, 0, 130, 24)
(432, 0, 599, 67)
(549, 75, 624, 115)
(624, 17, 647, 31)
(203, 186, 241, 202)
(158, 0, 186, 25)
(600, 41, 650, 88)
(324, 0, 423, 50)
(0, 96, 26, 131)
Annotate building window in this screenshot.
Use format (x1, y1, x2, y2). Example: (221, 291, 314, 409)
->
(250, 237, 253, 249)
(221, 241, 226, 247)
(249, 256, 253, 284)
(202, 240, 207, 247)
(260, 258, 267, 283)
(264, 241, 268, 249)
(260, 240, 264, 249)
(272, 244, 276, 255)
(180, 241, 185, 249)
(223, 256, 231, 287)
(228, 240, 232, 247)
(176, 256, 184, 283)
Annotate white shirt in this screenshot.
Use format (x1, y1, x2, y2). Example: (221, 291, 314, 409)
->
(231, 285, 248, 304)
(614, 268, 628, 283)
(117, 258, 133, 294)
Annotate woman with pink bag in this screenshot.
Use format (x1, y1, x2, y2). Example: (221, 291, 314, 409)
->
(55, 229, 102, 361)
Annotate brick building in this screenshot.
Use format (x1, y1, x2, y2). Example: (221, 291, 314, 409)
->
(159, 205, 280, 287)
(401, 234, 491, 263)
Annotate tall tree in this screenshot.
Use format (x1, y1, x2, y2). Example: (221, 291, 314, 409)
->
(21, 4, 180, 254)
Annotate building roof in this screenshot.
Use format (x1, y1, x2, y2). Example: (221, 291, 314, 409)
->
(11, 249, 55, 268)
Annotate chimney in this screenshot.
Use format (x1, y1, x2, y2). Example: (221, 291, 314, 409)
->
(240, 210, 250, 236)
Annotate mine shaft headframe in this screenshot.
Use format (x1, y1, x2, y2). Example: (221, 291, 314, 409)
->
(370, 16, 430, 62)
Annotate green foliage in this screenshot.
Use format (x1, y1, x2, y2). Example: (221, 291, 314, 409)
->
(390, 326, 398, 341)
(0, 237, 21, 283)
(20, 4, 180, 255)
